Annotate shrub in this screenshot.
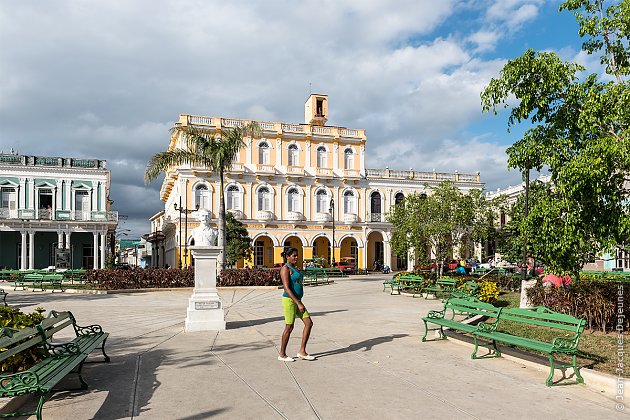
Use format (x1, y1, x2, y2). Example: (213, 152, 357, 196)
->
(476, 280, 500, 303)
(218, 268, 281, 287)
(85, 267, 194, 289)
(0, 306, 46, 373)
(526, 277, 629, 332)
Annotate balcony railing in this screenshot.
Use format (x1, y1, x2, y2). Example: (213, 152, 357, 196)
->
(366, 168, 480, 183)
(256, 210, 274, 222)
(0, 209, 117, 222)
(369, 212, 383, 222)
(316, 168, 332, 176)
(228, 209, 244, 220)
(256, 165, 274, 173)
(286, 211, 304, 221)
(343, 213, 358, 224)
(315, 212, 331, 223)
(286, 166, 303, 175)
(343, 169, 360, 178)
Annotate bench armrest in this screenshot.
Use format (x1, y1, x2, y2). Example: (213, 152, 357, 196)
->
(74, 324, 103, 336)
(45, 341, 81, 357)
(551, 336, 579, 352)
(476, 321, 498, 333)
(426, 309, 445, 319)
(0, 371, 40, 393)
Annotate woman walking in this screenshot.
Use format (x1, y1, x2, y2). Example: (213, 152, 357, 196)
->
(278, 247, 315, 361)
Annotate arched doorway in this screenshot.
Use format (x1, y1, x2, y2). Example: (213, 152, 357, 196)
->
(370, 191, 382, 222)
(313, 236, 331, 266)
(283, 236, 304, 268)
(367, 231, 384, 271)
(253, 235, 275, 268)
(339, 237, 358, 261)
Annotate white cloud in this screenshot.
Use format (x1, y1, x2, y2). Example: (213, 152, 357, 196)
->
(486, 0, 543, 30)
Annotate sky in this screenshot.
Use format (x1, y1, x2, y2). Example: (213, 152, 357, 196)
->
(0, 0, 594, 237)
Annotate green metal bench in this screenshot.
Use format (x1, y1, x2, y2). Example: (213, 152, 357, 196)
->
(15, 273, 65, 292)
(395, 275, 425, 297)
(0, 311, 109, 419)
(421, 297, 502, 342)
(472, 306, 586, 386)
(451, 280, 479, 298)
(424, 277, 457, 299)
(303, 269, 330, 286)
(0, 288, 7, 306)
(382, 275, 399, 293)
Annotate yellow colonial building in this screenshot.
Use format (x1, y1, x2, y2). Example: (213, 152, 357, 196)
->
(150, 95, 483, 270)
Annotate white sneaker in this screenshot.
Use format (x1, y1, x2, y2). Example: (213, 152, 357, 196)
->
(278, 355, 295, 362)
(296, 353, 316, 361)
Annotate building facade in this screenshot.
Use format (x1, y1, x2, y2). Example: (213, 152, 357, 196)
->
(153, 95, 484, 270)
(0, 153, 118, 269)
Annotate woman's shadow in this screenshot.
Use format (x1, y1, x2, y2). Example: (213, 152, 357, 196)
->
(314, 334, 409, 358)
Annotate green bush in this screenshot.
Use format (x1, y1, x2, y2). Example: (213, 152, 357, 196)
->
(218, 268, 281, 287)
(86, 267, 194, 289)
(0, 306, 46, 373)
(526, 277, 629, 332)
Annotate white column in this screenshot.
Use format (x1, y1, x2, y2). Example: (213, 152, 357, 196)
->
(93, 232, 99, 269)
(57, 231, 64, 249)
(305, 141, 311, 168)
(383, 240, 392, 269)
(28, 232, 35, 270)
(407, 248, 415, 272)
(275, 138, 282, 166)
(360, 145, 366, 175)
(67, 183, 72, 212)
(91, 188, 96, 212)
(305, 185, 312, 220)
(245, 138, 252, 165)
(333, 186, 339, 222)
(20, 231, 27, 270)
(100, 233, 106, 269)
(19, 178, 26, 209)
(246, 182, 253, 218)
(333, 143, 339, 170)
(276, 184, 282, 220)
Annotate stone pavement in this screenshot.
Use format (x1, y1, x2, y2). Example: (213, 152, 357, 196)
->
(1, 276, 625, 420)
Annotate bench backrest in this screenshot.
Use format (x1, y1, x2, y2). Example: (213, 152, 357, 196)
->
(460, 280, 479, 294)
(443, 298, 502, 319)
(42, 274, 64, 281)
(500, 307, 586, 335)
(23, 274, 44, 280)
(37, 311, 77, 340)
(436, 278, 457, 287)
(0, 326, 44, 363)
(398, 275, 424, 282)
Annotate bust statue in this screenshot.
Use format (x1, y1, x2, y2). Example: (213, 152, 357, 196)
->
(191, 210, 218, 246)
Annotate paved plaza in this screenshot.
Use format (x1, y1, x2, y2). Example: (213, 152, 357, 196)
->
(1, 276, 625, 420)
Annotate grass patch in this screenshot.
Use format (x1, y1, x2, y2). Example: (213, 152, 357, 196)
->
(491, 291, 623, 375)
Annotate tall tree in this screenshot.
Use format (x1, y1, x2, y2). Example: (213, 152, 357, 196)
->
(225, 211, 253, 267)
(389, 181, 500, 276)
(481, 0, 630, 276)
(145, 123, 260, 271)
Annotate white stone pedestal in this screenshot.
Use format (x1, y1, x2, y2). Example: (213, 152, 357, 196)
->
(519, 279, 537, 308)
(185, 246, 226, 332)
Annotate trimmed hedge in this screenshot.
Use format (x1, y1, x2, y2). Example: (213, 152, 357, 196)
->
(218, 268, 281, 287)
(86, 267, 194, 289)
(526, 277, 629, 333)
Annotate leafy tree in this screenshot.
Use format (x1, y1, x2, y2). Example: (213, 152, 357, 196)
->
(225, 211, 253, 267)
(389, 181, 500, 276)
(481, 0, 630, 276)
(145, 123, 260, 271)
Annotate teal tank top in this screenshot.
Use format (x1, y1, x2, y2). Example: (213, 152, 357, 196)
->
(282, 264, 304, 300)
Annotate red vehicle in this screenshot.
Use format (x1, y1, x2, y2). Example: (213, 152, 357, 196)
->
(334, 257, 356, 274)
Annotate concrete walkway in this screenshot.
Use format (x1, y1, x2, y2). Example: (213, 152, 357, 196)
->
(1, 276, 625, 419)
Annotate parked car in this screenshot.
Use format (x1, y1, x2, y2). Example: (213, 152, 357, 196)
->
(334, 257, 356, 274)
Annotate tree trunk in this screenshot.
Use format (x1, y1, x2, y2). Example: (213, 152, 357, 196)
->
(218, 169, 227, 272)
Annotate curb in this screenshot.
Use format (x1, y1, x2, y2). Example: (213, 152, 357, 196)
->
(15, 286, 282, 294)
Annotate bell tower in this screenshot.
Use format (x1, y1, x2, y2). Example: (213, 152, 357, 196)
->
(304, 94, 328, 126)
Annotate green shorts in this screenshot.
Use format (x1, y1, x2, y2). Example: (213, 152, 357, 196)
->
(282, 297, 310, 325)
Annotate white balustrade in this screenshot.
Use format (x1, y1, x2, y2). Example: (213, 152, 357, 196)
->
(286, 211, 304, 221)
(189, 116, 214, 125)
(343, 169, 360, 177)
(222, 119, 244, 128)
(256, 165, 274, 173)
(315, 212, 331, 222)
(316, 168, 332, 176)
(287, 166, 303, 174)
(343, 213, 358, 223)
(259, 122, 275, 130)
(228, 209, 244, 220)
(231, 163, 244, 171)
(339, 128, 359, 137)
(256, 210, 274, 221)
(282, 124, 304, 133)
(313, 126, 331, 135)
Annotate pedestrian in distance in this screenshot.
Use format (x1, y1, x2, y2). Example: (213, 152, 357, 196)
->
(278, 247, 315, 362)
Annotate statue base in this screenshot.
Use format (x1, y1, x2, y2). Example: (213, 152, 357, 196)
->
(184, 246, 226, 332)
(519, 279, 537, 308)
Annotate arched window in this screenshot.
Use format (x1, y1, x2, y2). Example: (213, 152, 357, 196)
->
(395, 192, 405, 205)
(194, 184, 210, 209)
(316, 189, 329, 213)
(258, 186, 272, 211)
(343, 190, 355, 214)
(287, 187, 300, 212)
(226, 185, 241, 211)
(258, 141, 270, 165)
(288, 144, 298, 166)
(344, 148, 354, 169)
(317, 146, 327, 168)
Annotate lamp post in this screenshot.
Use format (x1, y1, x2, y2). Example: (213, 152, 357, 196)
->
(175, 197, 199, 268)
(330, 198, 335, 266)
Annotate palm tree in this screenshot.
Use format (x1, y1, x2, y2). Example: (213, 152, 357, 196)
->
(145, 122, 260, 271)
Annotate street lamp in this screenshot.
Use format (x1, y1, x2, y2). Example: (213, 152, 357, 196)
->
(174, 197, 199, 269)
(330, 198, 335, 266)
